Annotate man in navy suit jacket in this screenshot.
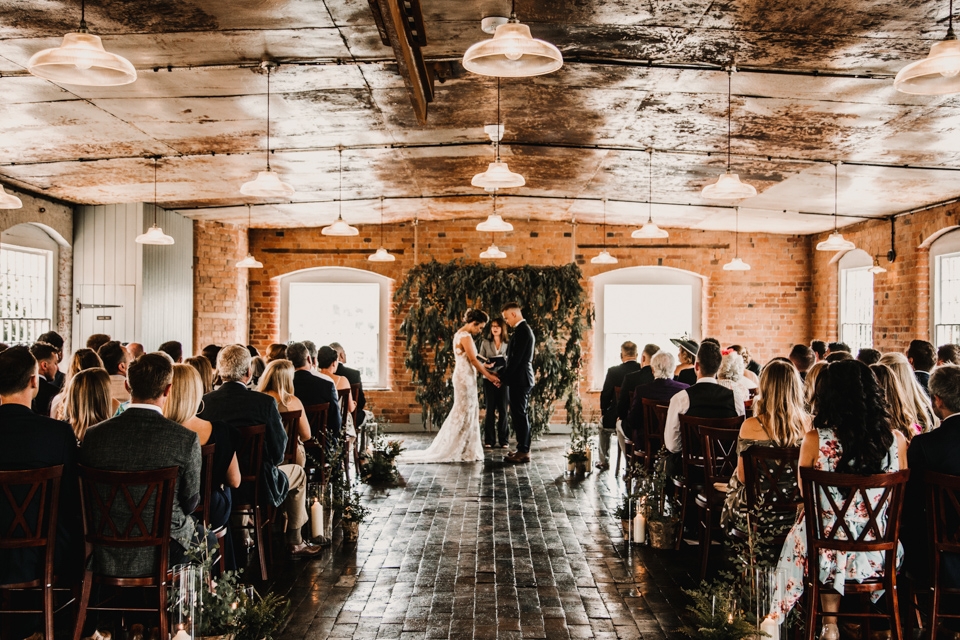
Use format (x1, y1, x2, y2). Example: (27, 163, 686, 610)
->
(288, 342, 342, 446)
(597, 342, 641, 470)
(501, 303, 536, 463)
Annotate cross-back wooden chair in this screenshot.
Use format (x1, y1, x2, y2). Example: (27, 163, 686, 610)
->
(694, 424, 742, 578)
(639, 399, 670, 472)
(0, 465, 65, 640)
(738, 445, 802, 544)
(280, 409, 304, 465)
(799, 467, 910, 640)
(74, 465, 178, 640)
(193, 443, 228, 572)
(923, 470, 960, 640)
(231, 424, 273, 581)
(337, 387, 359, 480)
(303, 403, 330, 484)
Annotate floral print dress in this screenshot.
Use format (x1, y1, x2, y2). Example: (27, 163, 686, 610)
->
(769, 427, 902, 621)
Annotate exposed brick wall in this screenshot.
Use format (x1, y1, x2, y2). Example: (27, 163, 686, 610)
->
(810, 201, 960, 353)
(193, 220, 249, 350)
(243, 220, 811, 425)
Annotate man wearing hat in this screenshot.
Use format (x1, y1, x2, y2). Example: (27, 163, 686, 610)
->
(671, 337, 699, 386)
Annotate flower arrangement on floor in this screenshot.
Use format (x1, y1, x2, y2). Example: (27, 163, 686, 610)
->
(337, 487, 371, 541)
(632, 450, 682, 549)
(566, 408, 596, 474)
(359, 434, 405, 485)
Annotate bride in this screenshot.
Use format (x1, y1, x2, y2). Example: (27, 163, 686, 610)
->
(402, 309, 501, 463)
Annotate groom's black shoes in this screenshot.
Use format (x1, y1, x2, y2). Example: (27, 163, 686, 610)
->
(505, 451, 530, 463)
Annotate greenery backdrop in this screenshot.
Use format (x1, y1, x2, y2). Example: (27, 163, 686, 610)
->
(394, 259, 593, 438)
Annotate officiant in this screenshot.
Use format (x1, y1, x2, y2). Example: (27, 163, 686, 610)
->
(480, 318, 510, 449)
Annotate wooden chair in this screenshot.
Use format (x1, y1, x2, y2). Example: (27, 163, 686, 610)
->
(193, 443, 228, 573)
(738, 445, 802, 545)
(280, 409, 304, 465)
(303, 403, 330, 484)
(923, 470, 960, 639)
(0, 465, 64, 640)
(676, 414, 743, 551)
(639, 399, 670, 472)
(231, 424, 273, 581)
(74, 465, 178, 640)
(612, 386, 623, 475)
(351, 382, 367, 453)
(694, 425, 741, 579)
(799, 467, 911, 640)
(338, 388, 357, 481)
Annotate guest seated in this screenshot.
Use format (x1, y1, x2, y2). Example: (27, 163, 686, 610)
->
(198, 345, 320, 557)
(79, 353, 203, 575)
(63, 368, 115, 441)
(29, 341, 61, 416)
(85, 333, 111, 353)
(158, 340, 184, 363)
(825, 341, 851, 357)
(728, 344, 760, 382)
(720, 360, 809, 534)
(627, 350, 688, 446)
(664, 341, 744, 462)
(825, 350, 853, 362)
(902, 364, 960, 588)
(126, 342, 145, 360)
(769, 360, 908, 636)
(870, 363, 920, 441)
(856, 348, 882, 366)
(320, 345, 355, 417)
(330, 342, 367, 430)
(248, 356, 266, 387)
(258, 359, 313, 466)
(617, 343, 658, 432)
(97, 340, 131, 404)
(246, 345, 260, 358)
(289, 342, 342, 446)
(597, 341, 641, 470)
(717, 351, 755, 408)
(50, 348, 104, 420)
(788, 344, 816, 381)
(879, 352, 938, 432)
(201, 344, 222, 370)
(811, 340, 827, 362)
(803, 361, 828, 414)
(37, 330, 66, 390)
(266, 343, 287, 363)
(185, 355, 215, 395)
(0, 346, 82, 590)
(907, 339, 936, 394)
(938, 343, 960, 366)
(671, 338, 698, 386)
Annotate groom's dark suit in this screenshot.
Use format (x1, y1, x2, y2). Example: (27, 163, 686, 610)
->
(503, 319, 535, 454)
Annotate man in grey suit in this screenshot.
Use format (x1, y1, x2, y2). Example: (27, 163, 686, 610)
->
(79, 353, 202, 577)
(199, 345, 319, 556)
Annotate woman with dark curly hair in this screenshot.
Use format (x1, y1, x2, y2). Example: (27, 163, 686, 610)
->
(768, 360, 908, 639)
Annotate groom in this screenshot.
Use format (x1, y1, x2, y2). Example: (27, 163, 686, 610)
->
(501, 302, 535, 463)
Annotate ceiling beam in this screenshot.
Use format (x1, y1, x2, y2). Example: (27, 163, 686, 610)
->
(369, 0, 434, 124)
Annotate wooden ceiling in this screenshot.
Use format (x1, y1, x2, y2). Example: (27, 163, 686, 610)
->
(1, 0, 959, 234)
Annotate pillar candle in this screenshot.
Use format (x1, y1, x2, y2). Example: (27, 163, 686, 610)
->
(760, 617, 780, 640)
(633, 511, 646, 544)
(171, 629, 192, 640)
(310, 497, 324, 538)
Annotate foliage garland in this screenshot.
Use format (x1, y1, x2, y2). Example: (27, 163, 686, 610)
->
(394, 259, 592, 438)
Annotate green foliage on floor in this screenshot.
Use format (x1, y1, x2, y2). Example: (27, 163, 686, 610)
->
(394, 259, 593, 439)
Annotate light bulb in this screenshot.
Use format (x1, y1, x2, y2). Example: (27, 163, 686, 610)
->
(505, 48, 523, 61)
(943, 69, 960, 78)
(75, 59, 92, 70)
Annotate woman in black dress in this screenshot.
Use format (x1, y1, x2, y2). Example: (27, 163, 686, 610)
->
(479, 318, 510, 448)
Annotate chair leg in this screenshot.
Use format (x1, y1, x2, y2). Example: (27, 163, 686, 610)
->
(158, 579, 169, 640)
(255, 506, 269, 581)
(44, 581, 55, 640)
(699, 506, 712, 580)
(73, 572, 93, 640)
(805, 580, 819, 640)
(889, 577, 903, 640)
(674, 486, 688, 551)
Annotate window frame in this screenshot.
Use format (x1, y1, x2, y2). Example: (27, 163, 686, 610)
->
(837, 249, 874, 352)
(930, 229, 960, 345)
(278, 266, 392, 389)
(591, 266, 704, 390)
(0, 240, 55, 345)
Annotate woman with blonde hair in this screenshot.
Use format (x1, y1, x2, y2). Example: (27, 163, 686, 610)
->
(870, 363, 921, 440)
(63, 368, 114, 441)
(185, 355, 215, 395)
(721, 360, 811, 533)
(258, 359, 313, 465)
(165, 364, 240, 538)
(803, 360, 828, 414)
(51, 348, 104, 420)
(878, 352, 938, 432)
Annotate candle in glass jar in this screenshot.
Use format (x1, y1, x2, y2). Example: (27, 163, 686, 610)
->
(310, 497, 324, 538)
(172, 628, 192, 640)
(760, 616, 780, 640)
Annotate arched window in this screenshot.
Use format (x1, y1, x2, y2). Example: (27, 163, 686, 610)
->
(592, 266, 703, 387)
(930, 228, 960, 345)
(838, 249, 874, 352)
(0, 223, 59, 345)
(278, 267, 391, 388)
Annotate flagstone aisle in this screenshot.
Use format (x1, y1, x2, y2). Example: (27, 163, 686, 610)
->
(264, 434, 696, 639)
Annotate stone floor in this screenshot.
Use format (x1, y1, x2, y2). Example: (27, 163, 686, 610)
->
(261, 434, 699, 640)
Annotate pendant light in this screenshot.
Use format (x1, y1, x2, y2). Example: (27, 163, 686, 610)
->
(240, 62, 295, 199)
(472, 78, 525, 191)
(480, 237, 507, 259)
(868, 256, 887, 275)
(633, 149, 669, 239)
(895, 0, 960, 94)
(462, 1, 562, 78)
(322, 148, 359, 237)
(702, 70, 757, 200)
(816, 161, 856, 252)
(27, 0, 136, 86)
(476, 192, 514, 232)
(723, 207, 751, 271)
(591, 199, 618, 264)
(368, 197, 396, 262)
(136, 158, 175, 246)
(0, 185, 22, 209)
(236, 206, 264, 269)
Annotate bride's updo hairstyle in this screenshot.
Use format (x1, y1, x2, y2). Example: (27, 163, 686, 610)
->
(464, 309, 489, 325)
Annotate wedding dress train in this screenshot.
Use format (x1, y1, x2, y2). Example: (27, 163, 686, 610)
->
(401, 330, 485, 463)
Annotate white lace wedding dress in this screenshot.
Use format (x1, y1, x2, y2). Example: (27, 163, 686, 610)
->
(401, 330, 485, 463)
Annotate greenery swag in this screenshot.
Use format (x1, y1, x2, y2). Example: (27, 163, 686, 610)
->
(395, 259, 592, 438)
